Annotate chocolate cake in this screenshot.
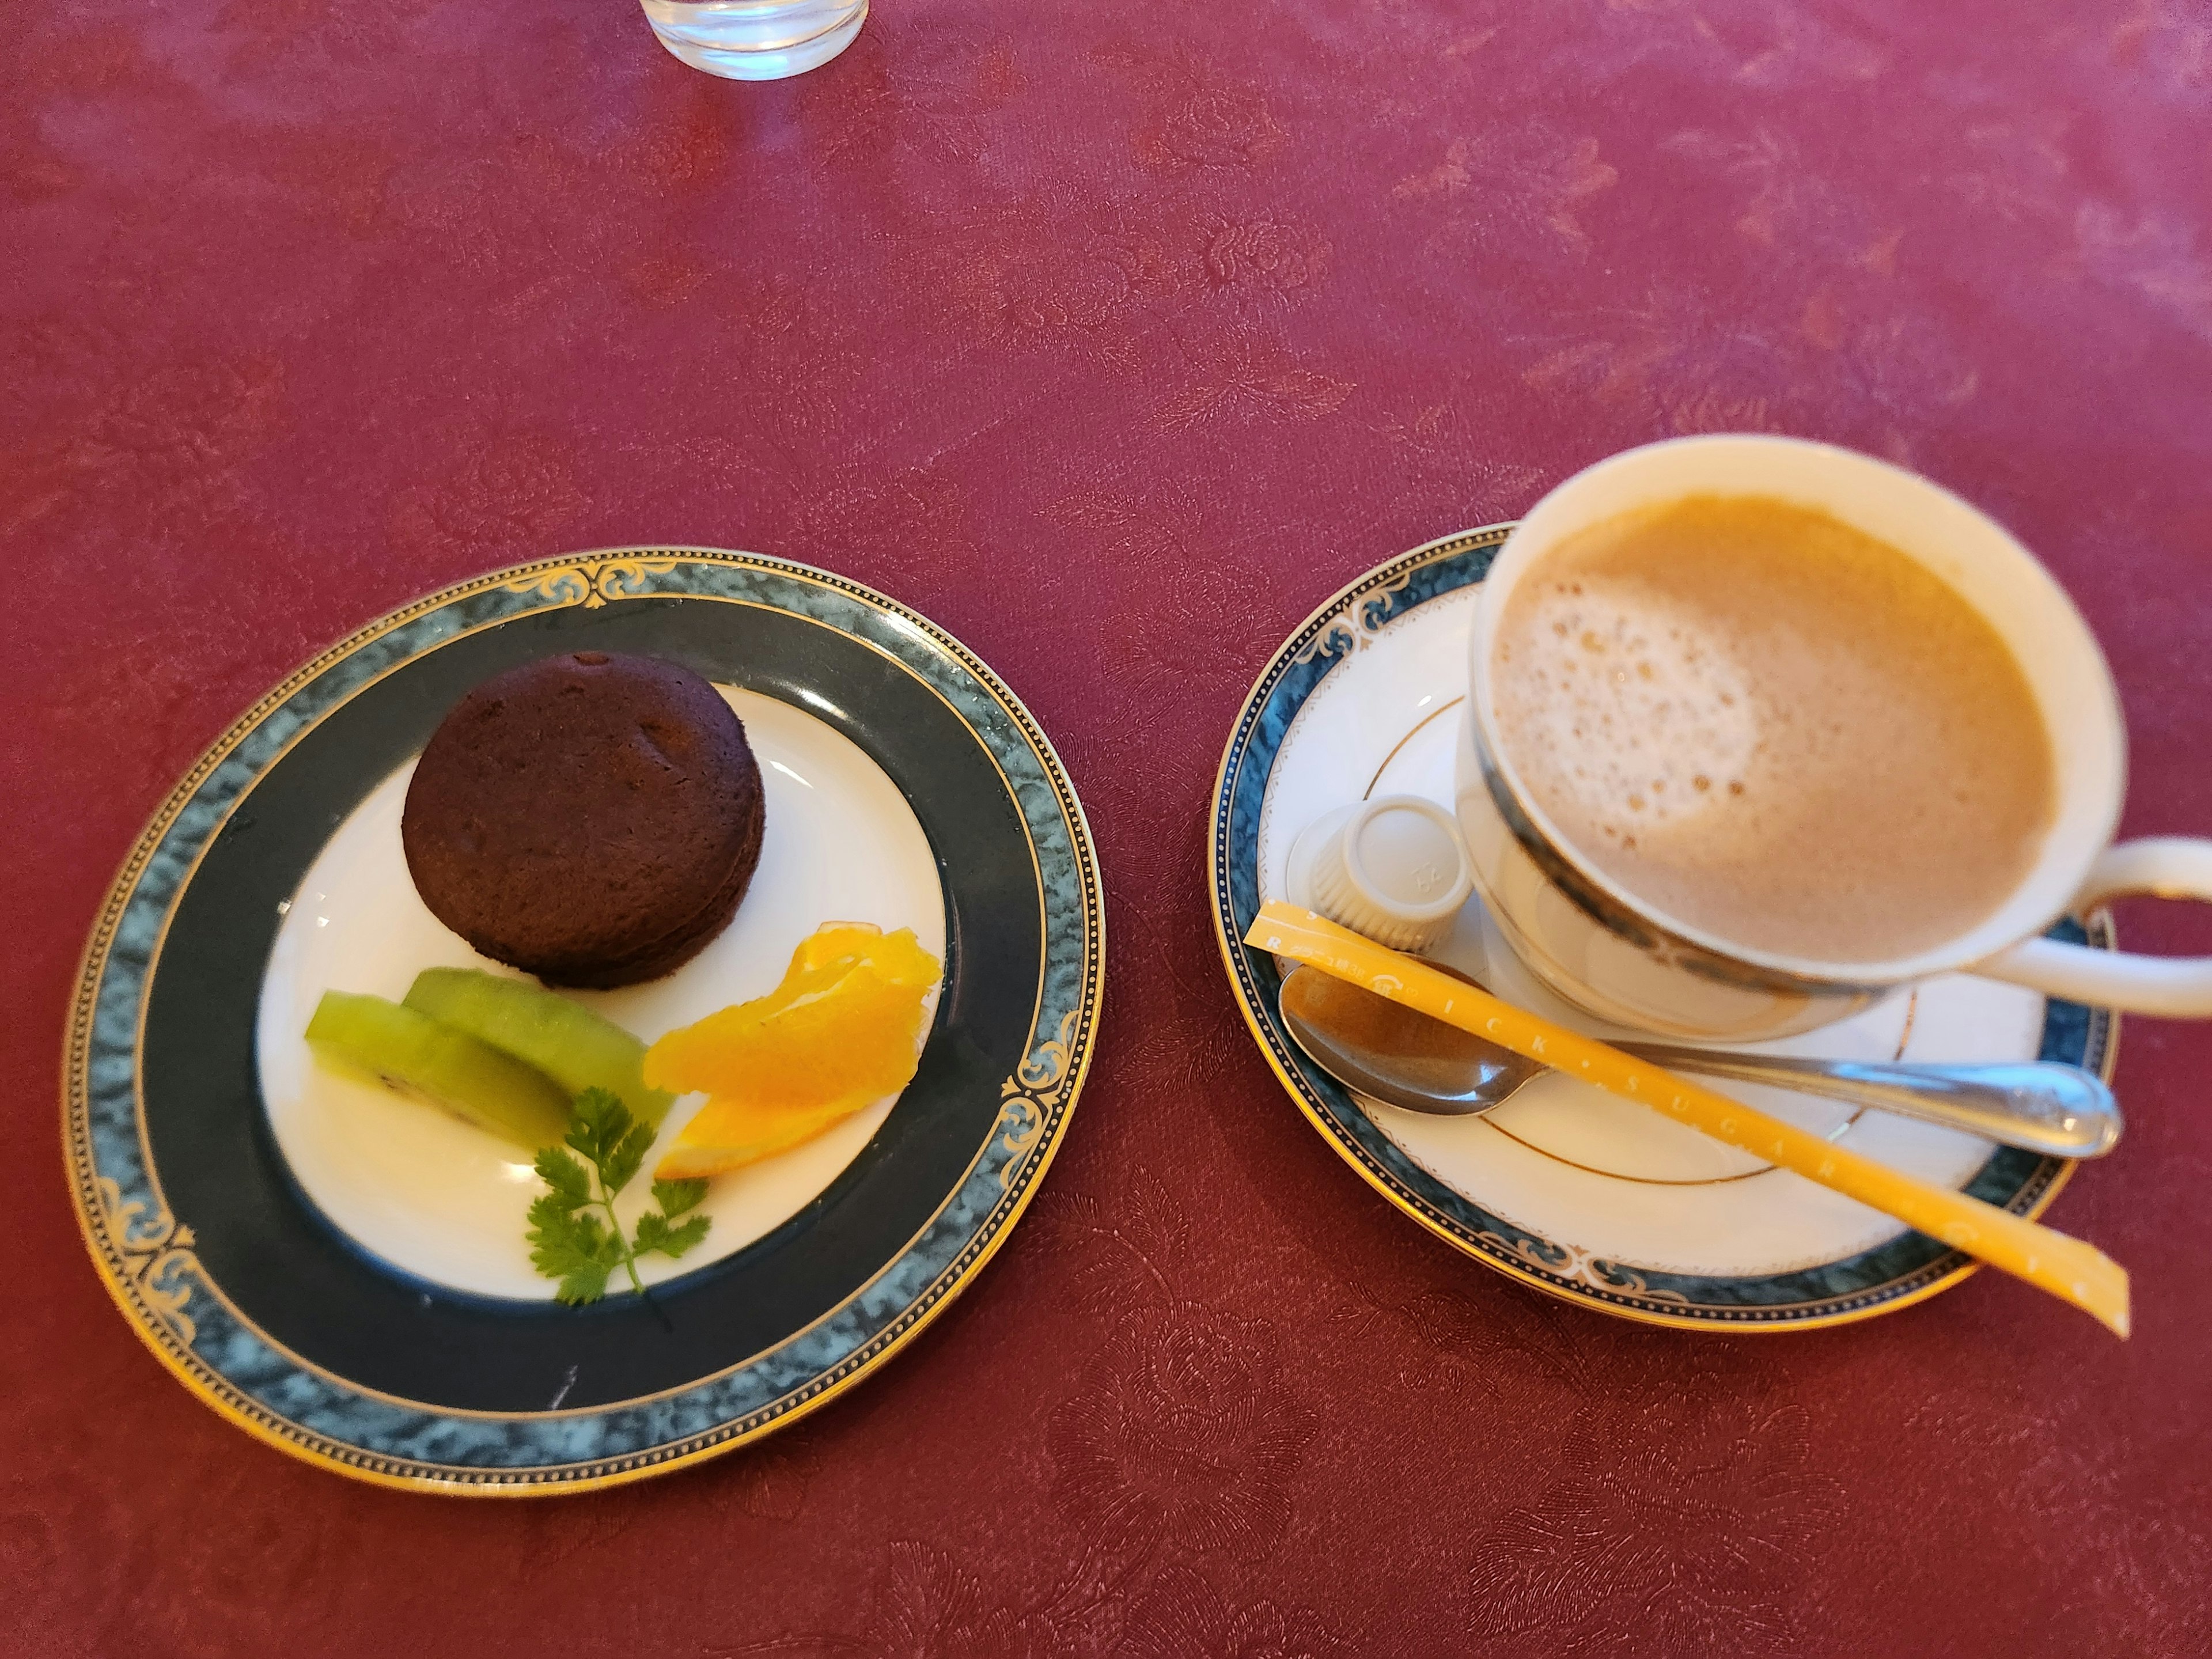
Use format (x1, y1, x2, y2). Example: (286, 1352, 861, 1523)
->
(402, 652, 766, 988)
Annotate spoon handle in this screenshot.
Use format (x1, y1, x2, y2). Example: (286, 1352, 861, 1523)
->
(1615, 1047, 2121, 1160)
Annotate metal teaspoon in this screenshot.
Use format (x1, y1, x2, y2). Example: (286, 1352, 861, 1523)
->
(1277, 965, 2122, 1159)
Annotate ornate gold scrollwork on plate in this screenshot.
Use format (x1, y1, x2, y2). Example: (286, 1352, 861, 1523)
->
(501, 567, 593, 607)
(1476, 1228, 1576, 1276)
(1291, 569, 1417, 665)
(96, 1178, 202, 1345)
(994, 1009, 1080, 1191)
(1472, 1229, 1691, 1304)
(1584, 1260, 1694, 1305)
(503, 555, 685, 610)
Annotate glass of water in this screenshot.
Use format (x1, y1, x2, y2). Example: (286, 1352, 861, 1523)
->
(638, 0, 868, 81)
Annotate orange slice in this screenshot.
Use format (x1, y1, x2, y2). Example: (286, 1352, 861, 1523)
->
(646, 922, 940, 1180)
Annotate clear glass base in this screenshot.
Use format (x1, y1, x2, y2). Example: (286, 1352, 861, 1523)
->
(640, 0, 867, 81)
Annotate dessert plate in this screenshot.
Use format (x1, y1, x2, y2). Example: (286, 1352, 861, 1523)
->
(1210, 527, 2114, 1331)
(66, 549, 1103, 1491)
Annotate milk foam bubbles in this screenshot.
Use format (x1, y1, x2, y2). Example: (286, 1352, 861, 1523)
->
(1489, 494, 2056, 964)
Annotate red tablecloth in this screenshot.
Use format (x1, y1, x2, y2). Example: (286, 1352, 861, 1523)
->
(7, 2, 2210, 1652)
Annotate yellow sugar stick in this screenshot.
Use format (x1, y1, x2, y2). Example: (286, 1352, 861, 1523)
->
(1247, 902, 2129, 1338)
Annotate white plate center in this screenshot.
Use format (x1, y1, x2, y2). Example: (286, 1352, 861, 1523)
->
(255, 687, 946, 1301)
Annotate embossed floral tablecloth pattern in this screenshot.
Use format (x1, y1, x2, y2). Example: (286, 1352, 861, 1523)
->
(6, 1, 2210, 1653)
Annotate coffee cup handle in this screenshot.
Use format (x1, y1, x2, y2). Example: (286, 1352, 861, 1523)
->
(1971, 838, 2212, 1017)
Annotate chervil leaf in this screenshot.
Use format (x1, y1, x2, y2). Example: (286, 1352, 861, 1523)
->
(525, 1190, 581, 1238)
(528, 1088, 711, 1302)
(600, 1119, 655, 1198)
(566, 1086, 630, 1166)
(652, 1177, 709, 1219)
(632, 1207, 707, 1258)
(635, 1211, 711, 1260)
(554, 1258, 611, 1306)
(525, 1200, 599, 1258)
(527, 1203, 614, 1304)
(533, 1146, 591, 1211)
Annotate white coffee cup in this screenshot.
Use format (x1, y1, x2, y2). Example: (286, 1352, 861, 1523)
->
(1454, 434, 2212, 1041)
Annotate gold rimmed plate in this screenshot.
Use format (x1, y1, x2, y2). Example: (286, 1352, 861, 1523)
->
(1209, 527, 2112, 1330)
(65, 550, 1103, 1490)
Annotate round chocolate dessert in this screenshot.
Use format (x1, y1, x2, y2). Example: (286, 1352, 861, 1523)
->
(403, 652, 766, 988)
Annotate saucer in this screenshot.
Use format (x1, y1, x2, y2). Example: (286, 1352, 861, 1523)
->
(65, 549, 1103, 1490)
(1210, 527, 2115, 1331)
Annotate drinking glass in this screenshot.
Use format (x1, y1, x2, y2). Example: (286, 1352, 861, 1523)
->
(638, 0, 868, 81)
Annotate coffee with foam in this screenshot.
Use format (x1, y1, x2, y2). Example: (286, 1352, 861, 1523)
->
(1491, 494, 2056, 965)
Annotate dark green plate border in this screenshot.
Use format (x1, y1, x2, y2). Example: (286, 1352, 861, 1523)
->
(64, 550, 1104, 1491)
(1209, 525, 2112, 1331)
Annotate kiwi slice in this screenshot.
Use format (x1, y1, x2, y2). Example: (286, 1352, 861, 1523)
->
(403, 968, 675, 1128)
(305, 991, 573, 1150)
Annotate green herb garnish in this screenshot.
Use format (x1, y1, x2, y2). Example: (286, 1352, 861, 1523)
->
(527, 1087, 711, 1305)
